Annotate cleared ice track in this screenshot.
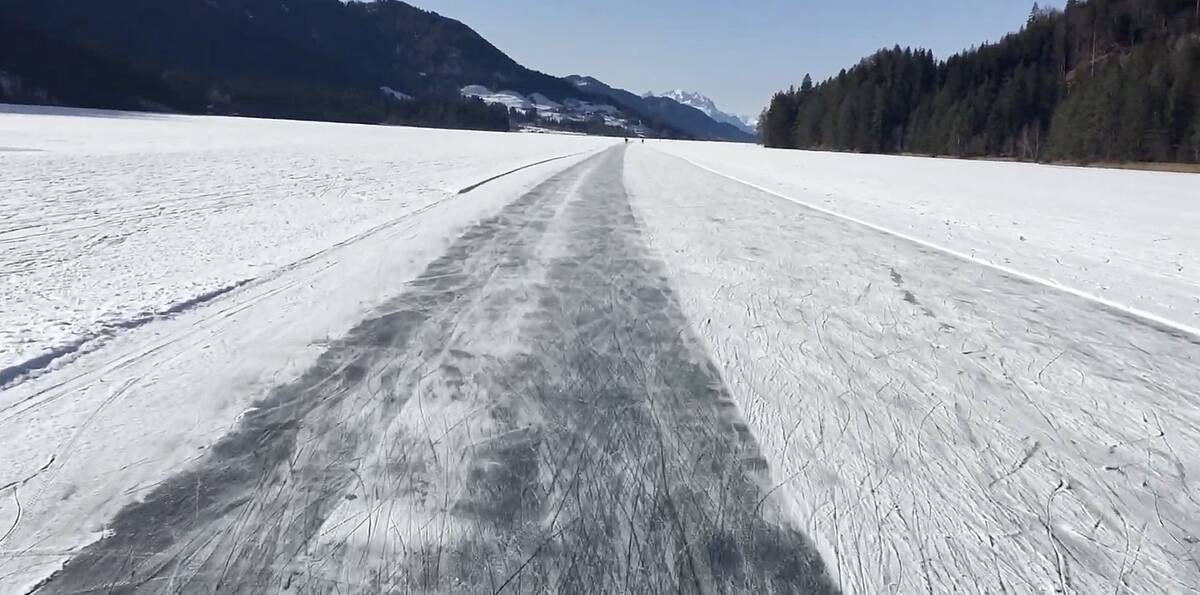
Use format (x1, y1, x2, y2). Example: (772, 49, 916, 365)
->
(33, 146, 838, 594)
(625, 146, 1200, 595)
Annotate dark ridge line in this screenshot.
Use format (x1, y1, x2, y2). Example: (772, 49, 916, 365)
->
(0, 279, 253, 390)
(457, 151, 590, 194)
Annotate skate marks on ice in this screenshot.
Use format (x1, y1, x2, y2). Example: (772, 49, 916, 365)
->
(35, 147, 837, 594)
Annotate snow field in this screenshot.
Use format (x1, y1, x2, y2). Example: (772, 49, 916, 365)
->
(4, 105, 1198, 593)
(0, 104, 613, 385)
(0, 105, 614, 591)
(626, 145, 1200, 594)
(649, 140, 1200, 334)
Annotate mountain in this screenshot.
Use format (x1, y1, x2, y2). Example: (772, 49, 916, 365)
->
(0, 0, 752, 140)
(653, 90, 757, 135)
(738, 113, 759, 131)
(460, 84, 659, 137)
(0, 0, 626, 133)
(567, 76, 755, 142)
(1, 0, 559, 128)
(760, 0, 1200, 164)
(0, 17, 199, 114)
(0, 0, 589, 101)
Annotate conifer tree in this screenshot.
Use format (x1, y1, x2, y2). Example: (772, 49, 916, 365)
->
(758, 0, 1200, 163)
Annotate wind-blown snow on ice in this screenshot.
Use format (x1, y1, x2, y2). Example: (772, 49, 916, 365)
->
(4, 107, 1198, 593)
(647, 141, 1200, 333)
(0, 105, 614, 592)
(626, 144, 1200, 594)
(0, 104, 612, 385)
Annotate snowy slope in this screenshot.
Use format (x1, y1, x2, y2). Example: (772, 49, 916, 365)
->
(379, 86, 412, 101)
(460, 85, 632, 129)
(626, 144, 1200, 594)
(654, 89, 757, 135)
(460, 84, 534, 110)
(647, 141, 1200, 334)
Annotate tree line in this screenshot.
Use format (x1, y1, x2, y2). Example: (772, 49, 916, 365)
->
(761, 0, 1200, 163)
(0, 0, 526, 131)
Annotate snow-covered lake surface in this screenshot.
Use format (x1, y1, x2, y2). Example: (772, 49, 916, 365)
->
(650, 141, 1200, 334)
(0, 104, 612, 386)
(0, 105, 614, 591)
(627, 145, 1200, 594)
(1, 108, 1197, 594)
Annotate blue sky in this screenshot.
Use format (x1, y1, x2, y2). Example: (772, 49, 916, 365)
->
(409, 0, 1064, 117)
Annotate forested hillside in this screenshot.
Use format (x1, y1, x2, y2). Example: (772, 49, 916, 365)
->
(0, 0, 575, 130)
(0, 0, 752, 139)
(761, 0, 1200, 163)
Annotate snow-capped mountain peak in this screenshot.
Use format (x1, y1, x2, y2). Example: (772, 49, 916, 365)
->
(661, 90, 718, 112)
(649, 90, 756, 135)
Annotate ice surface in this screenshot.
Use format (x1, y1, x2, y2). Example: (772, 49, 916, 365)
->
(4, 109, 1198, 593)
(25, 147, 839, 594)
(460, 85, 629, 126)
(626, 144, 1200, 594)
(0, 104, 611, 386)
(0, 105, 613, 591)
(648, 141, 1200, 334)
